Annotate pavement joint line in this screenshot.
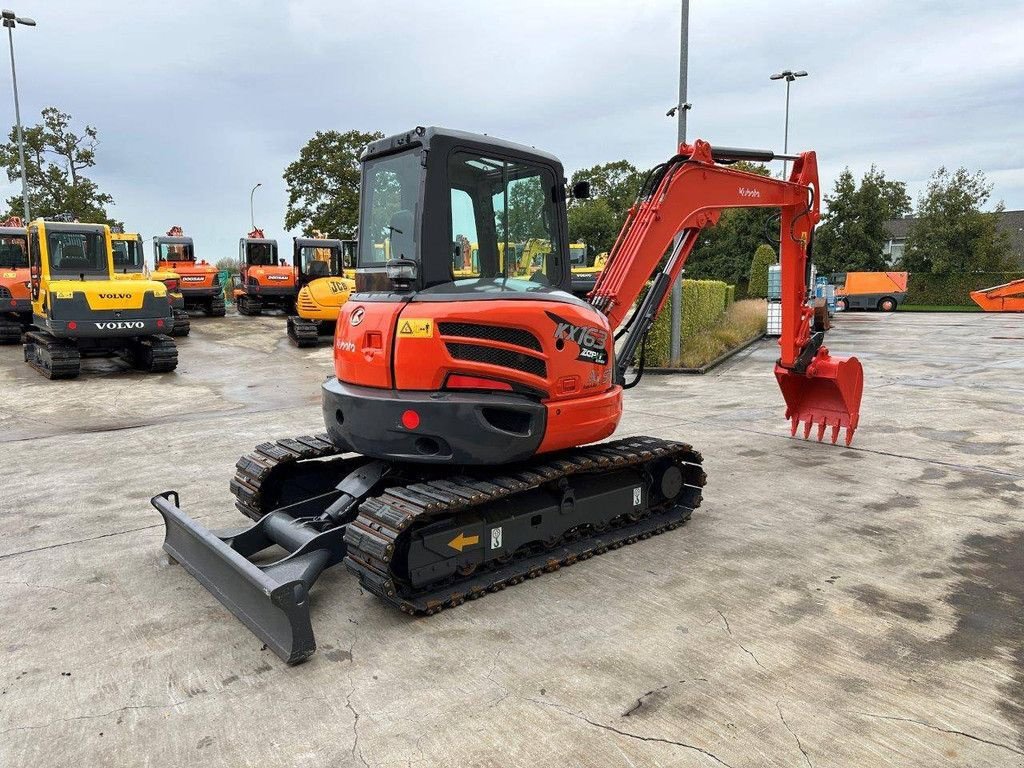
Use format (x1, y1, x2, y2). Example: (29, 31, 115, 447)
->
(0, 521, 197, 562)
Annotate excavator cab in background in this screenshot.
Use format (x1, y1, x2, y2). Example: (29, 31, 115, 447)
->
(112, 230, 190, 336)
(286, 236, 357, 347)
(234, 229, 297, 316)
(24, 218, 177, 379)
(153, 227, 225, 317)
(155, 126, 865, 664)
(0, 216, 30, 343)
(569, 242, 609, 298)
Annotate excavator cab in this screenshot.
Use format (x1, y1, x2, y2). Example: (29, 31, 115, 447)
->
(287, 237, 356, 346)
(0, 220, 30, 343)
(295, 237, 342, 286)
(235, 232, 297, 315)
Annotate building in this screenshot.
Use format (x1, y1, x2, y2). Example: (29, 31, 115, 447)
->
(883, 209, 1024, 267)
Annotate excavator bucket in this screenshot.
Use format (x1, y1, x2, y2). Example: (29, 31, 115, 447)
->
(775, 352, 863, 446)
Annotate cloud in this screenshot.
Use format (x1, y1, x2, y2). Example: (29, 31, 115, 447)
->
(0, 0, 1020, 259)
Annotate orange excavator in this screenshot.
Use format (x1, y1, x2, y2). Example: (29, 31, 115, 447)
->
(0, 216, 29, 343)
(233, 228, 298, 315)
(154, 127, 864, 664)
(153, 226, 225, 317)
(970, 278, 1024, 312)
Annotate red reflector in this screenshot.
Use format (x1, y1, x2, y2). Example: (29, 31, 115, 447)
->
(157, 319, 165, 328)
(401, 409, 420, 430)
(67, 320, 77, 330)
(9, 299, 15, 307)
(447, 374, 514, 392)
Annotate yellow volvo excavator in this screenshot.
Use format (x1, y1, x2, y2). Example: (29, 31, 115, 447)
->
(23, 217, 177, 379)
(111, 230, 190, 336)
(287, 238, 357, 347)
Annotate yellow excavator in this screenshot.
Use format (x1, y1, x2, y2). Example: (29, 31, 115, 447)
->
(23, 217, 177, 379)
(569, 242, 608, 297)
(111, 230, 190, 336)
(287, 238, 357, 347)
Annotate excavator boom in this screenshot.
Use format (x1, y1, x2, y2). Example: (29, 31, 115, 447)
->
(593, 140, 863, 444)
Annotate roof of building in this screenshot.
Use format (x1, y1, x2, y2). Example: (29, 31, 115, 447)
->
(885, 210, 1024, 255)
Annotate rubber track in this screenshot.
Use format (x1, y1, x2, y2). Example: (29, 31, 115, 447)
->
(206, 295, 226, 317)
(343, 436, 705, 615)
(0, 317, 23, 344)
(23, 330, 80, 379)
(171, 309, 191, 337)
(135, 334, 178, 373)
(230, 433, 344, 519)
(287, 316, 321, 347)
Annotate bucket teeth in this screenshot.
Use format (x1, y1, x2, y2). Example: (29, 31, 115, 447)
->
(831, 423, 840, 445)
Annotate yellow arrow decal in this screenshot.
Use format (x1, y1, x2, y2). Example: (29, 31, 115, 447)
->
(448, 532, 479, 552)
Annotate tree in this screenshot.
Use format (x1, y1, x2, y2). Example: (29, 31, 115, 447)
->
(685, 162, 774, 283)
(902, 167, 1012, 274)
(0, 107, 118, 224)
(813, 166, 911, 274)
(566, 160, 643, 253)
(747, 244, 775, 298)
(283, 129, 383, 238)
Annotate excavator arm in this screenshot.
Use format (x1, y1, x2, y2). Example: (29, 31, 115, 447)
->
(591, 139, 864, 444)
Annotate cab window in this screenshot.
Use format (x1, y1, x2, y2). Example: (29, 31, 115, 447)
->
(0, 235, 27, 268)
(112, 240, 145, 271)
(447, 151, 560, 285)
(247, 242, 278, 266)
(359, 150, 421, 267)
(299, 245, 337, 278)
(47, 230, 108, 277)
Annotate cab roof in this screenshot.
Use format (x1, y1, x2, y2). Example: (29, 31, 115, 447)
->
(361, 126, 562, 168)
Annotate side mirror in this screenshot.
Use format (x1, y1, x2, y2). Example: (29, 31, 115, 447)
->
(571, 180, 591, 200)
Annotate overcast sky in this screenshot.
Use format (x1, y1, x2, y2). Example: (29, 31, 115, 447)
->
(1, 0, 1021, 262)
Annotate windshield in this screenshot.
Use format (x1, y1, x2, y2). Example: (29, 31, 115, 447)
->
(247, 241, 278, 266)
(0, 234, 27, 268)
(569, 245, 587, 266)
(47, 230, 108, 277)
(299, 244, 338, 278)
(158, 241, 194, 262)
(112, 239, 145, 272)
(359, 150, 421, 267)
(448, 151, 560, 285)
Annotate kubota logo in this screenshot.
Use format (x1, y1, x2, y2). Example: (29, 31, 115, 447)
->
(99, 293, 131, 299)
(94, 320, 145, 330)
(350, 306, 365, 326)
(738, 187, 761, 198)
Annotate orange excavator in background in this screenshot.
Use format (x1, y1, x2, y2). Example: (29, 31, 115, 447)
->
(154, 127, 865, 664)
(970, 278, 1024, 312)
(0, 216, 30, 343)
(153, 226, 225, 317)
(233, 228, 298, 315)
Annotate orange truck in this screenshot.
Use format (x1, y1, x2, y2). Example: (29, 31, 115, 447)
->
(834, 271, 907, 311)
(152, 226, 226, 317)
(0, 216, 29, 343)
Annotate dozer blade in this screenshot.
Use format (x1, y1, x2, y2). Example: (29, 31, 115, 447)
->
(775, 352, 863, 446)
(152, 491, 344, 665)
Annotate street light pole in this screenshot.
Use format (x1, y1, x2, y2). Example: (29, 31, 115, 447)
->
(3, 9, 36, 223)
(249, 182, 262, 231)
(769, 69, 807, 179)
(668, 0, 690, 364)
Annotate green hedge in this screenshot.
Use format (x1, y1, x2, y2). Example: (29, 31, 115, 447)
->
(643, 279, 732, 367)
(906, 272, 1024, 306)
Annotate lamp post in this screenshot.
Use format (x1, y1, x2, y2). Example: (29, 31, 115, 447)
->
(249, 182, 262, 231)
(3, 9, 35, 223)
(769, 69, 807, 179)
(667, 0, 690, 364)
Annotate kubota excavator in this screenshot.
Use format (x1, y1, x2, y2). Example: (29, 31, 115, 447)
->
(0, 216, 30, 343)
(234, 229, 298, 315)
(153, 127, 864, 664)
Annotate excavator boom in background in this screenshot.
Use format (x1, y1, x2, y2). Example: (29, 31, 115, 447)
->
(154, 127, 865, 664)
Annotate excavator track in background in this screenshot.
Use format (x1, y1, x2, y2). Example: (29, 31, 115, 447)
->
(0, 317, 23, 344)
(171, 309, 191, 337)
(23, 330, 81, 379)
(344, 436, 704, 615)
(129, 334, 179, 373)
(286, 316, 322, 348)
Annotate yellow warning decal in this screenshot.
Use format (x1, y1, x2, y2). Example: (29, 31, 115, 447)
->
(398, 318, 433, 338)
(2, 271, 16, 278)
(55, 290, 73, 299)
